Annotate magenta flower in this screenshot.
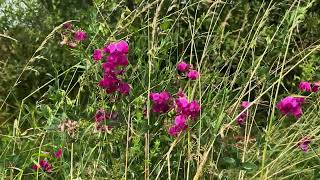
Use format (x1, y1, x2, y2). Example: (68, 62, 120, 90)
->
(32, 164, 39, 170)
(298, 81, 312, 92)
(298, 137, 311, 152)
(95, 109, 106, 122)
(33, 160, 52, 172)
(54, 149, 62, 159)
(312, 82, 320, 92)
(236, 101, 251, 126)
(92, 49, 103, 61)
(187, 100, 201, 119)
(149, 91, 171, 113)
(118, 82, 131, 95)
(63, 22, 72, 29)
(175, 96, 189, 113)
(168, 115, 188, 136)
(241, 101, 250, 109)
(74, 30, 87, 41)
(187, 70, 200, 80)
(276, 96, 305, 119)
(104, 40, 129, 54)
(177, 61, 189, 72)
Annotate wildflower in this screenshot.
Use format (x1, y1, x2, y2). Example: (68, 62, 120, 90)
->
(236, 101, 251, 126)
(63, 22, 72, 29)
(175, 96, 189, 114)
(150, 91, 170, 105)
(187, 100, 201, 119)
(298, 81, 312, 92)
(149, 91, 171, 113)
(99, 74, 120, 94)
(54, 149, 62, 159)
(32, 164, 40, 170)
(95, 109, 106, 122)
(92, 49, 103, 61)
(312, 82, 320, 92)
(187, 70, 200, 80)
(241, 101, 250, 109)
(168, 115, 188, 136)
(118, 82, 131, 95)
(33, 160, 52, 172)
(298, 137, 311, 152)
(276, 96, 305, 119)
(177, 61, 189, 72)
(74, 30, 87, 41)
(104, 40, 129, 54)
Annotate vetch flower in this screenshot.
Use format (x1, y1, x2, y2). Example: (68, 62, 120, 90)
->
(63, 22, 72, 29)
(54, 149, 62, 159)
(187, 100, 201, 119)
(241, 101, 250, 109)
(276, 96, 305, 119)
(118, 82, 131, 95)
(92, 49, 103, 61)
(187, 70, 200, 80)
(298, 81, 312, 92)
(33, 160, 52, 172)
(177, 61, 189, 72)
(298, 137, 311, 152)
(95, 109, 106, 122)
(312, 82, 320, 92)
(149, 91, 171, 113)
(104, 40, 129, 54)
(74, 30, 87, 42)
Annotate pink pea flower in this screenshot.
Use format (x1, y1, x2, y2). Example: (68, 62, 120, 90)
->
(241, 101, 250, 109)
(312, 82, 320, 92)
(175, 96, 189, 114)
(298, 81, 312, 92)
(63, 22, 72, 29)
(118, 82, 131, 95)
(187, 70, 200, 80)
(104, 40, 129, 54)
(74, 30, 87, 42)
(33, 160, 52, 172)
(187, 100, 201, 119)
(32, 164, 40, 170)
(149, 91, 171, 113)
(54, 149, 62, 159)
(236, 101, 251, 126)
(276, 96, 305, 119)
(95, 109, 106, 122)
(298, 137, 311, 152)
(92, 49, 103, 61)
(168, 115, 188, 136)
(177, 61, 189, 72)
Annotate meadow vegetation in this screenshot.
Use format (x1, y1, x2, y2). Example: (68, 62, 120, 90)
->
(1, 0, 320, 179)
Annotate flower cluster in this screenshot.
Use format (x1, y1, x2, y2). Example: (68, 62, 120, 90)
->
(177, 61, 200, 80)
(149, 91, 171, 113)
(94, 109, 116, 132)
(236, 101, 250, 126)
(59, 22, 87, 48)
(33, 160, 53, 173)
(95, 40, 131, 95)
(298, 81, 319, 92)
(148, 90, 201, 136)
(169, 92, 200, 136)
(276, 96, 305, 119)
(32, 149, 62, 173)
